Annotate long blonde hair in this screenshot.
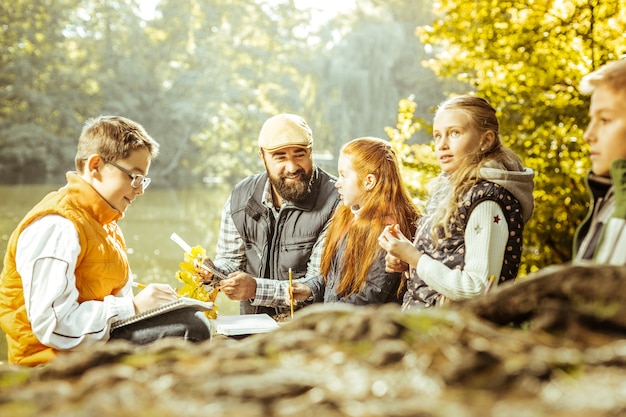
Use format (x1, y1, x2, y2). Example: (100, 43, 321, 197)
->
(429, 96, 522, 241)
(321, 137, 419, 297)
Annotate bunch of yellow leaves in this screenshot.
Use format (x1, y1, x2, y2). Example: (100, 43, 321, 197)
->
(175, 245, 219, 319)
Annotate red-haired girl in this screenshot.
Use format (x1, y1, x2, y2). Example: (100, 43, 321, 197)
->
(293, 137, 419, 304)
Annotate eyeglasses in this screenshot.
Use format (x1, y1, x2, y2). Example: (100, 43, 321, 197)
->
(105, 160, 151, 190)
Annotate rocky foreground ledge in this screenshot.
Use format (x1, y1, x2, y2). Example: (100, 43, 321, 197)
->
(1, 264, 626, 417)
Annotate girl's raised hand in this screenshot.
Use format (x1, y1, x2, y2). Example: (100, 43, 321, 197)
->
(384, 252, 408, 273)
(291, 282, 312, 302)
(378, 224, 421, 270)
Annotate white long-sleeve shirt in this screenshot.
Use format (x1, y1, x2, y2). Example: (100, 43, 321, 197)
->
(16, 214, 136, 350)
(416, 200, 509, 300)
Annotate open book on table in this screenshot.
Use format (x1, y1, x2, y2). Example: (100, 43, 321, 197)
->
(110, 297, 214, 330)
(212, 313, 280, 336)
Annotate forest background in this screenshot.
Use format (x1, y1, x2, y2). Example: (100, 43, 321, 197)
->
(1, 0, 625, 275)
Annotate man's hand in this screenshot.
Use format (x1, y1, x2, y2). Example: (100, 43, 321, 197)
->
(220, 271, 257, 301)
(291, 282, 312, 302)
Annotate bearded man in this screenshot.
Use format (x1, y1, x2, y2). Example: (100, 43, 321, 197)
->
(202, 114, 340, 316)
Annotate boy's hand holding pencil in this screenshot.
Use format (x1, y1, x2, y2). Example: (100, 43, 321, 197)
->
(132, 283, 178, 313)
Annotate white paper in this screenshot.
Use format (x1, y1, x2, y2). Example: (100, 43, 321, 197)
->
(213, 314, 280, 336)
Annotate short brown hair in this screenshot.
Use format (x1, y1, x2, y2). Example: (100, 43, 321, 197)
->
(75, 116, 159, 171)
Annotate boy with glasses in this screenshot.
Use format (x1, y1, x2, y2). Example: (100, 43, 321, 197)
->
(0, 115, 209, 366)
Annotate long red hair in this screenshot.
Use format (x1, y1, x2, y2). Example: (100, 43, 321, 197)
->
(321, 137, 419, 297)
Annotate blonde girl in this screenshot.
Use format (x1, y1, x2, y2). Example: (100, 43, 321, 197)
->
(378, 96, 535, 308)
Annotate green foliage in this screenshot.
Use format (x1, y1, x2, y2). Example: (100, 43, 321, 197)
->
(0, 0, 458, 188)
(3, 0, 621, 285)
(388, 0, 625, 274)
(311, 3, 450, 158)
(384, 97, 438, 208)
(144, 0, 321, 184)
(0, 0, 89, 182)
(0, 0, 324, 186)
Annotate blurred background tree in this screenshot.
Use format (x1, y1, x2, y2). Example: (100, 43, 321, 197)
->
(1, 0, 88, 183)
(1, 0, 625, 273)
(1, 0, 446, 184)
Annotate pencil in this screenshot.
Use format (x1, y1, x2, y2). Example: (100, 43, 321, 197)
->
(288, 268, 294, 319)
(485, 275, 496, 294)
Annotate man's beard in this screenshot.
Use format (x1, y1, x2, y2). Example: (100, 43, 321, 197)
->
(268, 168, 314, 203)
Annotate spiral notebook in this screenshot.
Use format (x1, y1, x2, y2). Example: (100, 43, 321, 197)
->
(110, 297, 214, 330)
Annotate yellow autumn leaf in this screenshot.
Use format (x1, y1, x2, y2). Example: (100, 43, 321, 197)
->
(175, 270, 196, 286)
(173, 243, 219, 316)
(179, 261, 197, 273)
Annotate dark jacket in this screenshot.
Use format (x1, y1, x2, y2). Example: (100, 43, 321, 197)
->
(574, 159, 626, 264)
(306, 236, 403, 305)
(573, 172, 613, 261)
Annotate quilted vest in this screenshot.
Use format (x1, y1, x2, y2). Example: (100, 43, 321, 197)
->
(230, 168, 339, 315)
(0, 173, 128, 365)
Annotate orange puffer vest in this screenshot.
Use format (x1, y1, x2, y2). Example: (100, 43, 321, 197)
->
(0, 173, 129, 365)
